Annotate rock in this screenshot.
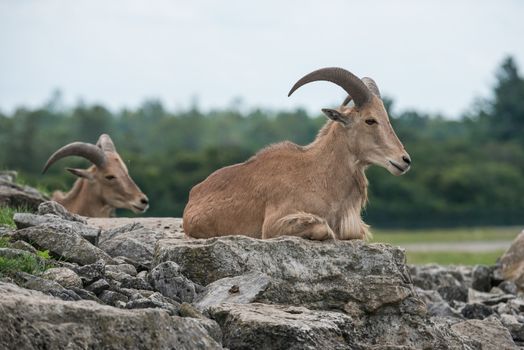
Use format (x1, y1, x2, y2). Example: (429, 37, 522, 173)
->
(0, 282, 222, 349)
(0, 175, 47, 210)
(472, 265, 493, 292)
(17, 272, 81, 301)
(501, 229, 524, 290)
(69, 287, 103, 303)
(508, 298, 524, 313)
(437, 285, 468, 302)
(74, 260, 105, 285)
(0, 170, 17, 182)
(499, 280, 519, 295)
(209, 303, 469, 349)
(99, 290, 129, 306)
(41, 267, 83, 289)
(195, 272, 271, 311)
(180, 302, 207, 319)
(37, 201, 87, 223)
(14, 213, 100, 245)
(468, 288, 515, 305)
(411, 264, 471, 291)
(451, 316, 516, 349)
(501, 314, 524, 341)
(148, 261, 202, 303)
(100, 226, 162, 268)
(427, 301, 462, 318)
(105, 263, 137, 276)
(461, 303, 494, 319)
(182, 316, 223, 344)
(120, 275, 152, 291)
(13, 223, 113, 265)
(9, 240, 37, 253)
(85, 278, 110, 295)
(0, 247, 47, 266)
(154, 236, 418, 313)
(125, 292, 180, 315)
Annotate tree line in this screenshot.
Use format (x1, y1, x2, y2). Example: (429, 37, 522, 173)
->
(1, 57, 523, 228)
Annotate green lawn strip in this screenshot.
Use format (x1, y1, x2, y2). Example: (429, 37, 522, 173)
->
(372, 227, 520, 245)
(406, 249, 505, 265)
(0, 205, 33, 228)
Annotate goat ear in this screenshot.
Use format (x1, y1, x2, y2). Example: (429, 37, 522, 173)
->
(321, 108, 350, 126)
(66, 168, 94, 180)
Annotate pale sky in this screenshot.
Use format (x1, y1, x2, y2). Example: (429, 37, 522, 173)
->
(0, 0, 523, 117)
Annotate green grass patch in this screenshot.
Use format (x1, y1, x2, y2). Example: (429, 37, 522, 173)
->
(0, 254, 48, 277)
(372, 226, 519, 245)
(0, 236, 10, 248)
(0, 205, 32, 228)
(406, 250, 505, 265)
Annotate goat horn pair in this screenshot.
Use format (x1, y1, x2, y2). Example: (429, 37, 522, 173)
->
(42, 142, 106, 173)
(342, 77, 381, 107)
(288, 67, 374, 108)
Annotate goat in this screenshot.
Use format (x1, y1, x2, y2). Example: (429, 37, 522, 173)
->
(183, 67, 411, 240)
(42, 134, 149, 217)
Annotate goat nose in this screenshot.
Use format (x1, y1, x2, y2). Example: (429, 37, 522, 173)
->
(402, 155, 411, 165)
(140, 197, 149, 205)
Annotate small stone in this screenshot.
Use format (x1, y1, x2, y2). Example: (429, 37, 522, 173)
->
(180, 302, 206, 319)
(17, 272, 81, 301)
(99, 290, 128, 306)
(37, 201, 87, 223)
(105, 263, 137, 277)
(85, 279, 110, 295)
(471, 265, 492, 292)
(437, 285, 468, 302)
(468, 288, 515, 305)
(69, 287, 102, 303)
(229, 285, 240, 294)
(74, 261, 105, 285)
(120, 275, 152, 291)
(148, 261, 201, 303)
(427, 301, 462, 318)
(10, 240, 37, 254)
(41, 267, 83, 289)
(461, 303, 494, 320)
(499, 281, 518, 295)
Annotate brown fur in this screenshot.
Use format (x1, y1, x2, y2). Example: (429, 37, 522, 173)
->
(183, 95, 410, 240)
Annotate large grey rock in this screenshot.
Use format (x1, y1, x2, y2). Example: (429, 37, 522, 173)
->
(100, 226, 162, 267)
(154, 236, 418, 313)
(41, 267, 83, 289)
(451, 316, 517, 350)
(13, 222, 114, 265)
(0, 282, 222, 349)
(14, 213, 100, 245)
(195, 272, 271, 311)
(37, 201, 87, 223)
(209, 303, 472, 350)
(148, 261, 202, 303)
(0, 176, 47, 210)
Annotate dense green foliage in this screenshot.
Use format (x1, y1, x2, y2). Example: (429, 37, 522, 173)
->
(1, 57, 523, 228)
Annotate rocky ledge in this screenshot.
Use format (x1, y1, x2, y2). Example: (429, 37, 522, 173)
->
(0, 201, 522, 349)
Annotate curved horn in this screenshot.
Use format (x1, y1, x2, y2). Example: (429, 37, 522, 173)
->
(42, 142, 106, 173)
(341, 77, 381, 107)
(96, 134, 116, 152)
(288, 67, 371, 107)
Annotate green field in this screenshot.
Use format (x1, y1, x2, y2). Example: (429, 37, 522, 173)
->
(372, 226, 520, 265)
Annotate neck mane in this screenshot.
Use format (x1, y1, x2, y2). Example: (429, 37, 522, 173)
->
(54, 177, 114, 217)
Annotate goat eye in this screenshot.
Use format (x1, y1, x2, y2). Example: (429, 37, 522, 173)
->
(105, 175, 116, 180)
(365, 119, 378, 125)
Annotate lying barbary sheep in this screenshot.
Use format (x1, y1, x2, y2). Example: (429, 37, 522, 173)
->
(43, 134, 149, 217)
(183, 67, 411, 240)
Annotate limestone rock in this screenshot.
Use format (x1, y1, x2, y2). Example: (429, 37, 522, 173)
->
(154, 236, 417, 313)
(195, 272, 271, 311)
(14, 213, 100, 245)
(100, 226, 162, 268)
(13, 223, 113, 265)
(209, 303, 470, 350)
(41, 267, 83, 289)
(0, 175, 47, 210)
(0, 282, 222, 349)
(37, 201, 87, 223)
(148, 261, 202, 303)
(451, 316, 516, 350)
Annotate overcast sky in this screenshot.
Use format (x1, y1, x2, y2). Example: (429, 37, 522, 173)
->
(0, 0, 523, 117)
